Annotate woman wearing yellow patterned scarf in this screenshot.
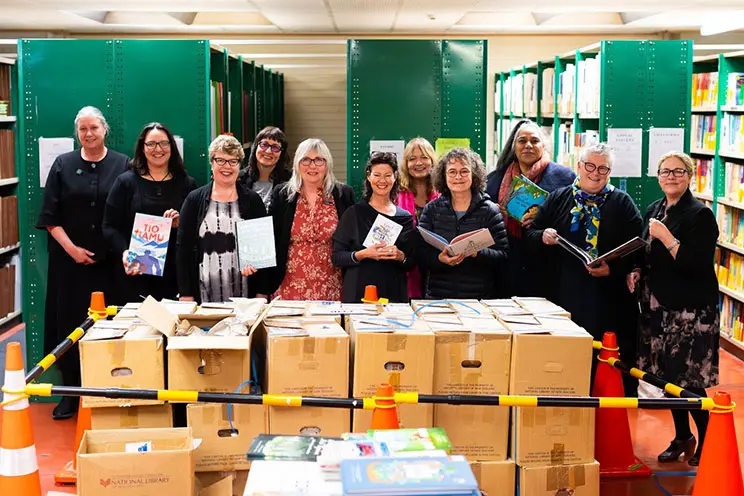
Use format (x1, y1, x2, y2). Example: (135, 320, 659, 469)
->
(526, 143, 643, 396)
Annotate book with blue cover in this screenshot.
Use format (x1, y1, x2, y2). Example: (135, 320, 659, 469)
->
(504, 174, 548, 221)
(127, 213, 172, 277)
(340, 456, 479, 495)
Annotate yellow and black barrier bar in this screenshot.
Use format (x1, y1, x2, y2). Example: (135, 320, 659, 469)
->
(4, 384, 719, 411)
(25, 305, 120, 384)
(592, 340, 700, 399)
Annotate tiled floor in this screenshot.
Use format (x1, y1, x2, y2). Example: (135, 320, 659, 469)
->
(3, 333, 744, 495)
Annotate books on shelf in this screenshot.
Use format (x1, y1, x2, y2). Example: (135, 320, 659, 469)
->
(691, 114, 717, 152)
(692, 72, 719, 109)
(577, 55, 600, 116)
(725, 72, 744, 107)
(717, 203, 743, 248)
(716, 247, 744, 295)
(720, 113, 744, 155)
(557, 63, 575, 117)
(524, 72, 538, 115)
(720, 293, 743, 342)
(0, 195, 18, 248)
(0, 129, 14, 179)
(554, 234, 647, 268)
(540, 67, 555, 115)
(723, 161, 744, 204)
(692, 158, 715, 198)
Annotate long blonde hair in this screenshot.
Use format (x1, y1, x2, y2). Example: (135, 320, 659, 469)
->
(399, 137, 437, 195)
(283, 138, 337, 202)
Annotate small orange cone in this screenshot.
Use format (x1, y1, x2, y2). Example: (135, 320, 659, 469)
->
(370, 383, 400, 430)
(0, 342, 42, 495)
(692, 391, 744, 496)
(88, 291, 107, 319)
(53, 398, 90, 485)
(593, 332, 651, 478)
(361, 285, 389, 304)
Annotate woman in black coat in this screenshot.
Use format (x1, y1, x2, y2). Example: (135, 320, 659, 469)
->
(36, 106, 129, 419)
(177, 135, 267, 303)
(237, 126, 291, 210)
(332, 151, 416, 303)
(267, 138, 355, 300)
(527, 142, 643, 396)
(418, 147, 509, 299)
(627, 151, 720, 466)
(103, 122, 197, 303)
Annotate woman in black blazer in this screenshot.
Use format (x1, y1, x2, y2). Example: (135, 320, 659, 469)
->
(176, 135, 268, 303)
(627, 151, 720, 467)
(268, 138, 355, 300)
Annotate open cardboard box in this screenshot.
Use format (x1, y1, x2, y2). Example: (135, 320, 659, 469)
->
(79, 321, 165, 408)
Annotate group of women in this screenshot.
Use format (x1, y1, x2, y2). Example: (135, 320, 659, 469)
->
(39, 109, 719, 467)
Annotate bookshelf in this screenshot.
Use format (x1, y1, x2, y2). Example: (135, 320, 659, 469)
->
(0, 56, 21, 334)
(690, 50, 744, 359)
(494, 40, 692, 212)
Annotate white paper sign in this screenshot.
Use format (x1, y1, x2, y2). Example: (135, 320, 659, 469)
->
(607, 128, 643, 178)
(369, 140, 405, 165)
(174, 135, 184, 158)
(647, 128, 685, 177)
(38, 137, 75, 187)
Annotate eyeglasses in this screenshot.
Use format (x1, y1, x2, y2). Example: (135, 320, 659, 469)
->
(300, 157, 327, 167)
(213, 157, 241, 167)
(658, 168, 688, 178)
(446, 168, 471, 178)
(581, 161, 611, 176)
(258, 140, 282, 153)
(145, 140, 171, 150)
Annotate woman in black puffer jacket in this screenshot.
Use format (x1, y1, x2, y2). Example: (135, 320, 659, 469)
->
(418, 147, 509, 299)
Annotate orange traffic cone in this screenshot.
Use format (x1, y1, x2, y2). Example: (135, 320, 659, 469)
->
(361, 285, 389, 304)
(0, 342, 42, 494)
(370, 383, 400, 430)
(692, 391, 744, 496)
(592, 332, 651, 478)
(53, 398, 90, 485)
(88, 291, 107, 319)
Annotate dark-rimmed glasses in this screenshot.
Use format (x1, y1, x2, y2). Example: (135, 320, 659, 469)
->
(145, 140, 171, 150)
(300, 157, 327, 167)
(658, 168, 688, 178)
(213, 157, 241, 167)
(582, 161, 611, 176)
(258, 140, 282, 153)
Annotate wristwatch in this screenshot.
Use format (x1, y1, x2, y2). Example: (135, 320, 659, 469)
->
(666, 238, 680, 251)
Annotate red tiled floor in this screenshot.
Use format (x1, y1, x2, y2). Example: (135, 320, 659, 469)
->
(4, 351, 743, 495)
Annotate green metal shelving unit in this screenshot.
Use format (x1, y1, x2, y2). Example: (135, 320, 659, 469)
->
(347, 39, 487, 198)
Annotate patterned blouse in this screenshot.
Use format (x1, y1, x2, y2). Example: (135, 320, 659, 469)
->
(274, 190, 342, 301)
(198, 200, 249, 303)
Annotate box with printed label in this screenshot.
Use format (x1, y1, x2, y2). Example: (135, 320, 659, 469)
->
(519, 460, 599, 496)
(513, 406, 595, 467)
(469, 459, 515, 496)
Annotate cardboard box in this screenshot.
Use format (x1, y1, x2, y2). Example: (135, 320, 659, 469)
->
(114, 300, 198, 321)
(519, 461, 599, 496)
(188, 403, 267, 472)
(267, 323, 350, 436)
(349, 316, 434, 432)
(508, 318, 593, 397)
(195, 472, 249, 496)
(79, 321, 165, 408)
(77, 428, 195, 495)
(90, 404, 173, 430)
(469, 459, 515, 496)
(429, 315, 511, 460)
(511, 297, 572, 318)
(513, 407, 595, 467)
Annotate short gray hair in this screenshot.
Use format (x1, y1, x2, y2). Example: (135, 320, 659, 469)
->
(74, 106, 109, 136)
(579, 142, 615, 168)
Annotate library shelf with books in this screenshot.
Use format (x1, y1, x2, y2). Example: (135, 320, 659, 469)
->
(494, 39, 691, 212)
(692, 50, 744, 359)
(0, 56, 21, 334)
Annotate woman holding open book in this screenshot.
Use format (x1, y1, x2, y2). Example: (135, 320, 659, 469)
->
(527, 142, 643, 396)
(628, 151, 720, 466)
(103, 122, 197, 304)
(332, 151, 416, 303)
(485, 119, 575, 297)
(176, 135, 268, 303)
(418, 147, 509, 299)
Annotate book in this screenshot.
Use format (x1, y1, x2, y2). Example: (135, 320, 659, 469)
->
(245, 434, 343, 461)
(236, 216, 277, 270)
(417, 226, 495, 258)
(554, 234, 647, 268)
(363, 214, 404, 248)
(366, 428, 453, 454)
(340, 456, 479, 495)
(504, 174, 548, 221)
(128, 213, 172, 277)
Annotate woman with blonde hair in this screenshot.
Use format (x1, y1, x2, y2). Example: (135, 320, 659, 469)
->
(398, 137, 439, 298)
(268, 138, 355, 300)
(628, 151, 720, 466)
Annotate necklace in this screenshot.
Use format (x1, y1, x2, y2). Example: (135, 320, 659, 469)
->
(146, 170, 171, 196)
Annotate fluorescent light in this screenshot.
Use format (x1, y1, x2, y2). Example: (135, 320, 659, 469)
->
(211, 39, 346, 45)
(700, 10, 744, 36)
(238, 53, 345, 58)
(693, 44, 744, 51)
(0, 39, 18, 45)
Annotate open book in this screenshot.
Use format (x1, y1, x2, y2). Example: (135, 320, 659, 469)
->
(554, 234, 647, 268)
(418, 226, 495, 258)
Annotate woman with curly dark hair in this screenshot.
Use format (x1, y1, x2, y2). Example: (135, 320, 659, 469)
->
(418, 147, 509, 299)
(239, 126, 290, 209)
(103, 122, 197, 303)
(332, 151, 416, 303)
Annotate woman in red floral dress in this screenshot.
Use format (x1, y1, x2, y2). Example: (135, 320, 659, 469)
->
(267, 138, 355, 300)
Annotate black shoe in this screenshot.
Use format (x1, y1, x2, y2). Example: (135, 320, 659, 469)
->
(52, 396, 78, 420)
(689, 450, 702, 467)
(658, 435, 696, 463)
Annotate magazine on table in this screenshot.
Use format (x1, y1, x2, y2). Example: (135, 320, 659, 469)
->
(417, 226, 495, 258)
(553, 233, 647, 268)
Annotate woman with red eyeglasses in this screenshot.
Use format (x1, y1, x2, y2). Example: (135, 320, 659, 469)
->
(239, 126, 290, 210)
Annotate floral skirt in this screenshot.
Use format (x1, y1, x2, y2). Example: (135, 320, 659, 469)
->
(637, 279, 720, 389)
